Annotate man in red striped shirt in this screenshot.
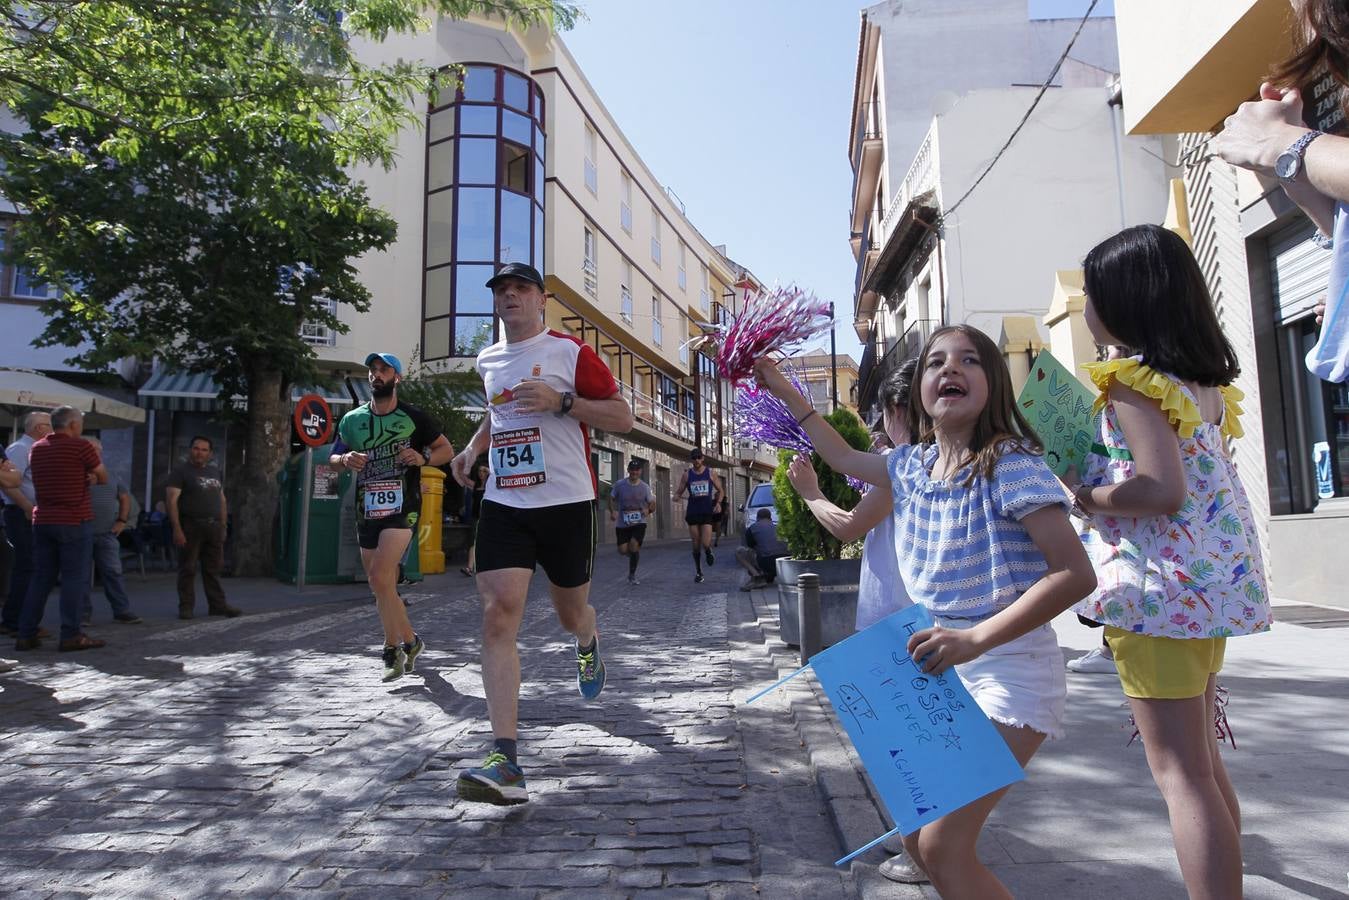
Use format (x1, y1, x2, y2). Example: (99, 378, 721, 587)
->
(14, 406, 109, 653)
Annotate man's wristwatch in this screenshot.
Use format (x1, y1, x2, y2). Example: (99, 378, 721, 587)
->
(421, 446, 433, 463)
(1275, 130, 1324, 183)
(556, 391, 575, 417)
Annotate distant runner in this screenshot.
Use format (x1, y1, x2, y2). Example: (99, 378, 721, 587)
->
(674, 447, 723, 583)
(609, 459, 656, 585)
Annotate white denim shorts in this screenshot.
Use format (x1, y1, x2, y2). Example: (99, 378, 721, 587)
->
(937, 616, 1068, 740)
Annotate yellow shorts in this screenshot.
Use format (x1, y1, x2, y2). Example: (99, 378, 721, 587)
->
(1104, 627, 1226, 700)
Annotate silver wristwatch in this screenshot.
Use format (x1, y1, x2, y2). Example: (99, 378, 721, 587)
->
(1275, 130, 1324, 183)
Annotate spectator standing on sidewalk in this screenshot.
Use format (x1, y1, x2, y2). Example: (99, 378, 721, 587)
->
(674, 447, 723, 583)
(14, 406, 108, 653)
(0, 450, 18, 671)
(734, 508, 787, 590)
(609, 459, 655, 585)
(81, 438, 142, 626)
(451, 262, 633, 806)
(331, 351, 454, 683)
(1, 410, 52, 638)
(166, 436, 241, 619)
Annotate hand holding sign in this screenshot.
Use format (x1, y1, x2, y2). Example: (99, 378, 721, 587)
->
(749, 603, 1025, 861)
(1016, 352, 1097, 477)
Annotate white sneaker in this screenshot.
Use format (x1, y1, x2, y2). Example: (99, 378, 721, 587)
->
(0, 657, 18, 673)
(879, 851, 929, 884)
(1067, 646, 1117, 674)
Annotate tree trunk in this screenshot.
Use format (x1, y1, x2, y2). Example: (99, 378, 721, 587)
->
(230, 364, 290, 577)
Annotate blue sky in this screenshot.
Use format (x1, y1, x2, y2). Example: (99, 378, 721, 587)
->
(563, 1, 1112, 361)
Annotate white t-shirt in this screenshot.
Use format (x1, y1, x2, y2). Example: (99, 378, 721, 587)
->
(476, 329, 619, 509)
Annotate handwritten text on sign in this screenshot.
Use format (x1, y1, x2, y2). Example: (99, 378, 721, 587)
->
(1016, 351, 1097, 477)
(809, 605, 1024, 836)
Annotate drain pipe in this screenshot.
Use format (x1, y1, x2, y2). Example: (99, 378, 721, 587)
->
(1107, 76, 1128, 229)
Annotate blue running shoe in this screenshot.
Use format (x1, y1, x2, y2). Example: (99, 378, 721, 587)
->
(456, 751, 528, 805)
(576, 635, 606, 700)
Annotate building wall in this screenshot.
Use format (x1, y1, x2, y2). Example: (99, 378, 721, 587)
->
(934, 88, 1172, 340)
(865, 0, 1120, 197)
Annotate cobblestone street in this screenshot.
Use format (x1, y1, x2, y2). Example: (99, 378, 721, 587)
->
(0, 541, 863, 898)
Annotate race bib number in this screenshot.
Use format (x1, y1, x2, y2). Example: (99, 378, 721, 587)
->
(622, 510, 643, 526)
(690, 480, 711, 497)
(493, 427, 546, 489)
(363, 480, 404, 519)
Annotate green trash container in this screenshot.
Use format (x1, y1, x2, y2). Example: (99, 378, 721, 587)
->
(400, 516, 422, 584)
(275, 443, 362, 584)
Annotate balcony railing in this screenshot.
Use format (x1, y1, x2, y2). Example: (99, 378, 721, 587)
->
(619, 381, 696, 443)
(857, 318, 936, 414)
(877, 123, 938, 246)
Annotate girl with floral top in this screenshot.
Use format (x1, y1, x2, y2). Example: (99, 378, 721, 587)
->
(1068, 224, 1271, 900)
(755, 326, 1096, 900)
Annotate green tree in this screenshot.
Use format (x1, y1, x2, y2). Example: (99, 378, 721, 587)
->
(771, 407, 872, 560)
(0, 0, 576, 575)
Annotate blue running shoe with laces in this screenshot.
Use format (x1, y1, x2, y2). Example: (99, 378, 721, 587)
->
(456, 751, 528, 805)
(576, 635, 606, 700)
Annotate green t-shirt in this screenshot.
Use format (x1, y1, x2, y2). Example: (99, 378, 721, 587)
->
(333, 401, 441, 521)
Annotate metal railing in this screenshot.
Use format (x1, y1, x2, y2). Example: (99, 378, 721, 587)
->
(619, 381, 696, 443)
(878, 123, 938, 244)
(857, 318, 936, 413)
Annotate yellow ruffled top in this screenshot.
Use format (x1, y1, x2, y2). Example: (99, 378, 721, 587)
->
(1083, 358, 1244, 441)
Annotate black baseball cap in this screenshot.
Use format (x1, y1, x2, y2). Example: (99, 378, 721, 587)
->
(628, 459, 643, 470)
(485, 262, 545, 290)
(689, 447, 704, 459)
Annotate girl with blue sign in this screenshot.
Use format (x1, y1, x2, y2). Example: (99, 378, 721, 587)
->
(1065, 225, 1271, 900)
(756, 326, 1097, 899)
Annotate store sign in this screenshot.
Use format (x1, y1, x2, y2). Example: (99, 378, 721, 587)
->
(293, 393, 333, 447)
(1303, 70, 1346, 136)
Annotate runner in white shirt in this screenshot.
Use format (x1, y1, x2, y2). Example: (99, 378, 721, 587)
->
(450, 262, 634, 805)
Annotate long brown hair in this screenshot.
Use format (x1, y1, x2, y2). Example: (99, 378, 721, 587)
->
(907, 324, 1043, 485)
(1271, 1, 1349, 105)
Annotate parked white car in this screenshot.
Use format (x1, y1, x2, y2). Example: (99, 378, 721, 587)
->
(742, 482, 777, 532)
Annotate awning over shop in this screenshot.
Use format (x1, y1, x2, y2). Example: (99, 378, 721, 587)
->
(1, 366, 146, 431)
(139, 369, 355, 412)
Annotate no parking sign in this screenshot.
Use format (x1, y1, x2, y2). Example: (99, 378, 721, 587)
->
(293, 393, 333, 447)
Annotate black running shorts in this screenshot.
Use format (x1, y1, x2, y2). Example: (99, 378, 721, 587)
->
(475, 499, 596, 588)
(356, 512, 417, 550)
(685, 513, 717, 526)
(615, 523, 647, 546)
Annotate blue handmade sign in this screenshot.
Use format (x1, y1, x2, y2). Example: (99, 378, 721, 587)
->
(810, 604, 1025, 838)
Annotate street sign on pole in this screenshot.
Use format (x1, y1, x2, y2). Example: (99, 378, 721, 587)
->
(291, 393, 332, 591)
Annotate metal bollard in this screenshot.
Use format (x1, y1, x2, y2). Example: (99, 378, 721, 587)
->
(797, 572, 821, 664)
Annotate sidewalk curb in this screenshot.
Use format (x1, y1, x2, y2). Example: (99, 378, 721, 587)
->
(742, 586, 929, 899)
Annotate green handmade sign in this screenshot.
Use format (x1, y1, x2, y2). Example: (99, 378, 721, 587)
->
(1017, 352, 1097, 477)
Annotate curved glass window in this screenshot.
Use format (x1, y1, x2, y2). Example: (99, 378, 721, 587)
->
(423, 63, 546, 360)
(459, 105, 496, 136)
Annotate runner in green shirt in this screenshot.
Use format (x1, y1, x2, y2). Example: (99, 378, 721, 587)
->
(331, 352, 454, 682)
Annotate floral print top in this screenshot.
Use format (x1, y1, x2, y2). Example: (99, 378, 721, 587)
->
(1073, 358, 1272, 639)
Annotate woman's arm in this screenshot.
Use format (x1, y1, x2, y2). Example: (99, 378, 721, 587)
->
(1072, 382, 1186, 518)
(1215, 84, 1339, 232)
(753, 357, 888, 485)
(786, 454, 892, 542)
(907, 505, 1096, 672)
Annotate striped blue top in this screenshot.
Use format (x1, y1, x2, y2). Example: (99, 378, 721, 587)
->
(887, 444, 1068, 619)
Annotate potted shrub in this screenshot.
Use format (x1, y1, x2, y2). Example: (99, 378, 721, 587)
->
(771, 407, 872, 648)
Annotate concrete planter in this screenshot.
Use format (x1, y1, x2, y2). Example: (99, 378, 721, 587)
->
(774, 557, 862, 649)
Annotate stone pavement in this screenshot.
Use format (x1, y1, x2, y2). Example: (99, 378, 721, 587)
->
(0, 539, 878, 898)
